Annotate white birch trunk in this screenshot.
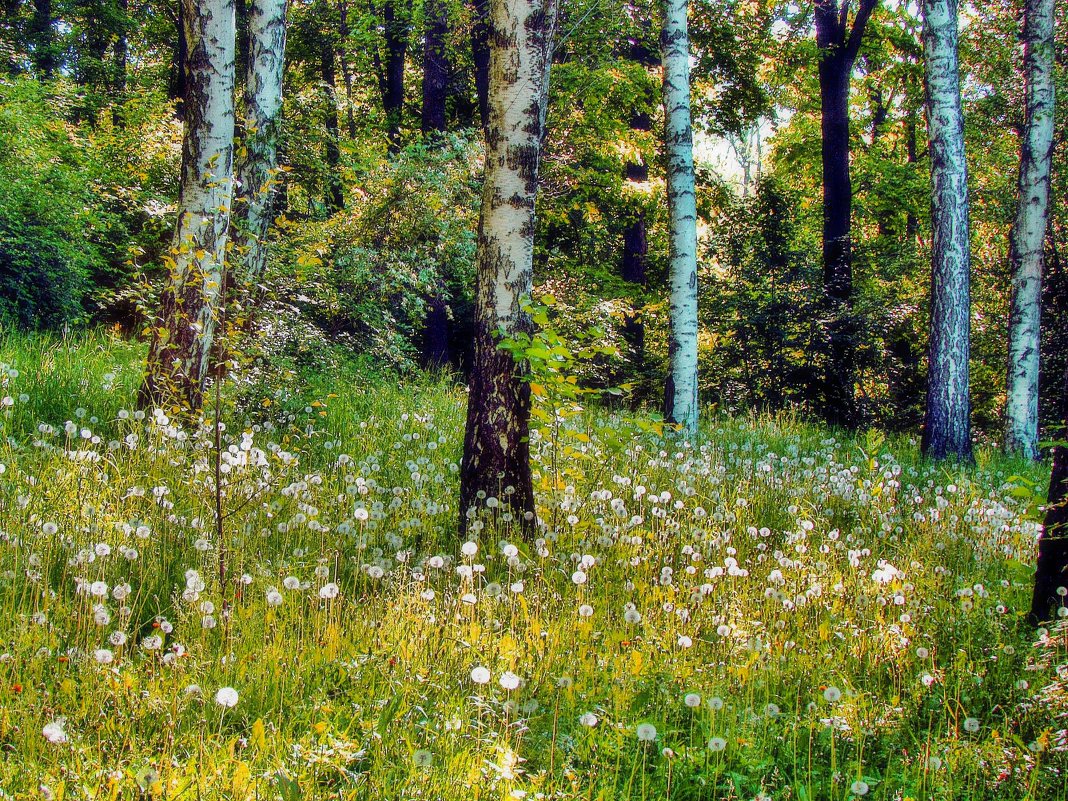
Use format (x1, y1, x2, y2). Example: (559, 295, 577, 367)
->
(921, 0, 973, 461)
(1005, 0, 1055, 460)
(141, 0, 237, 412)
(235, 0, 287, 292)
(459, 0, 558, 534)
(661, 0, 699, 436)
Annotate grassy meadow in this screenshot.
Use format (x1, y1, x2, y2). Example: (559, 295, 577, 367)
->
(0, 331, 1064, 800)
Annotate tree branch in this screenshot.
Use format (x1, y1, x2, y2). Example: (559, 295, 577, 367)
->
(844, 0, 879, 63)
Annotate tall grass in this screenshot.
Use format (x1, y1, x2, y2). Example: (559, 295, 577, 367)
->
(0, 331, 1063, 800)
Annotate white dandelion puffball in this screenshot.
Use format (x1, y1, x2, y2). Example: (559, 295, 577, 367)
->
(579, 712, 598, 727)
(319, 582, 340, 600)
(571, 570, 587, 585)
(963, 717, 980, 733)
(413, 749, 433, 767)
(708, 736, 727, 752)
(499, 671, 521, 690)
(42, 720, 68, 744)
(823, 686, 842, 703)
(266, 590, 283, 607)
(578, 604, 594, 617)
(708, 696, 724, 710)
(850, 779, 869, 796)
(624, 609, 642, 625)
(684, 693, 701, 708)
(214, 687, 239, 708)
(470, 666, 491, 685)
(635, 723, 657, 742)
(93, 649, 114, 665)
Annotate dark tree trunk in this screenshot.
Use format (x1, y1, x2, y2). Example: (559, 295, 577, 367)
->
(380, 0, 409, 154)
(170, 0, 189, 117)
(320, 29, 344, 212)
(470, 0, 489, 132)
(109, 0, 130, 127)
(1043, 237, 1068, 429)
(418, 0, 451, 366)
(870, 87, 888, 143)
(338, 0, 357, 138)
(906, 109, 919, 243)
(813, 0, 878, 429)
(30, 0, 55, 78)
(421, 0, 449, 136)
(2, 0, 17, 74)
(619, 37, 657, 386)
(423, 294, 451, 368)
(80, 12, 111, 90)
(870, 88, 892, 238)
(621, 107, 651, 381)
(819, 60, 857, 426)
(235, 0, 249, 80)
(1031, 363, 1068, 623)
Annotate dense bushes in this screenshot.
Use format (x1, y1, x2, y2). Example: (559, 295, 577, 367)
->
(0, 81, 97, 328)
(0, 78, 179, 332)
(272, 132, 481, 371)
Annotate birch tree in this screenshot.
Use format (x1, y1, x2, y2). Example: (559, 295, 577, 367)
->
(234, 0, 287, 294)
(459, 0, 557, 535)
(1005, 0, 1055, 460)
(920, 0, 972, 461)
(140, 0, 236, 413)
(661, 0, 699, 436)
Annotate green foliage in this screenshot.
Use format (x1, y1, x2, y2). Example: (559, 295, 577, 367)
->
(0, 76, 179, 331)
(0, 0, 1064, 447)
(703, 175, 823, 415)
(0, 79, 97, 329)
(499, 293, 623, 404)
(271, 132, 481, 369)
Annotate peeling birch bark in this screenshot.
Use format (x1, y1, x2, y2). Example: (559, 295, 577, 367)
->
(1005, 0, 1054, 461)
(661, 0, 699, 436)
(459, 0, 557, 536)
(141, 0, 237, 414)
(921, 0, 973, 461)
